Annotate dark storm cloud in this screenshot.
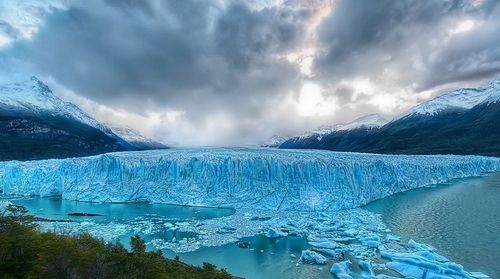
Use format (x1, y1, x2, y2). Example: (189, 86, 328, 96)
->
(3, 0, 500, 144)
(314, 0, 500, 90)
(418, 4, 500, 90)
(12, 0, 309, 118)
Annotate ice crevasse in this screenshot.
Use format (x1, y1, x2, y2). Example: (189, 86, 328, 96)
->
(1, 148, 499, 211)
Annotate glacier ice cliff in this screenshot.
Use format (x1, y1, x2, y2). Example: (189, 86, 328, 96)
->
(1, 148, 499, 211)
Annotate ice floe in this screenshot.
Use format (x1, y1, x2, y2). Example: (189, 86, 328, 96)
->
(299, 250, 327, 265)
(330, 260, 353, 279)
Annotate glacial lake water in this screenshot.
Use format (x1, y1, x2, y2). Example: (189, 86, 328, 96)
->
(5, 171, 500, 278)
(365, 172, 500, 278)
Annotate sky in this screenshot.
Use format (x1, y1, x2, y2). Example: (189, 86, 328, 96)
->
(1, 0, 500, 146)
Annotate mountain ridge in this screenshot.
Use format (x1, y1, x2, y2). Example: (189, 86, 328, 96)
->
(280, 78, 500, 156)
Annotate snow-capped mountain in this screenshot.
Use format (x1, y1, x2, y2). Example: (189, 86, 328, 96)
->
(479, 79, 500, 104)
(398, 79, 500, 119)
(0, 76, 136, 160)
(281, 114, 389, 147)
(110, 126, 168, 150)
(0, 76, 118, 138)
(281, 78, 500, 156)
(258, 135, 287, 147)
(297, 114, 389, 140)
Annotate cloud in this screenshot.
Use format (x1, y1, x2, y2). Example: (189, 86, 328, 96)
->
(1, 0, 500, 145)
(15, 1, 309, 114)
(5, 0, 321, 144)
(313, 0, 500, 93)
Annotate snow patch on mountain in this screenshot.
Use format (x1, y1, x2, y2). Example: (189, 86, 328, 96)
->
(480, 79, 500, 105)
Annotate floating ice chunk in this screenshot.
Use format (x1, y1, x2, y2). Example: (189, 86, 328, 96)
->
(299, 250, 327, 265)
(340, 229, 357, 237)
(360, 234, 381, 248)
(330, 260, 353, 279)
(308, 236, 337, 249)
(314, 248, 344, 260)
(221, 224, 236, 231)
(332, 236, 355, 242)
(386, 234, 401, 242)
(408, 239, 436, 251)
(386, 261, 424, 278)
(470, 272, 491, 278)
(359, 260, 375, 278)
(382, 250, 471, 278)
(265, 227, 287, 238)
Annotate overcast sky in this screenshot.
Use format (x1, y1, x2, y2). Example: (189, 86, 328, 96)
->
(1, 0, 500, 146)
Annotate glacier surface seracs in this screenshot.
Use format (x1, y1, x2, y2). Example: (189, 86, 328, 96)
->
(1, 148, 499, 211)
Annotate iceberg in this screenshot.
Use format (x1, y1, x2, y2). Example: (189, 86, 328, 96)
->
(1, 148, 499, 211)
(330, 260, 353, 279)
(264, 227, 287, 238)
(382, 250, 473, 278)
(308, 236, 337, 249)
(299, 249, 327, 265)
(360, 234, 381, 248)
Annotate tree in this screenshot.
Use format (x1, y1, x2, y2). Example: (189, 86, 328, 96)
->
(130, 234, 146, 255)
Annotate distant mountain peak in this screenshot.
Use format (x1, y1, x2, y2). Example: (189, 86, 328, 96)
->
(399, 78, 500, 119)
(0, 77, 119, 138)
(281, 78, 500, 156)
(296, 113, 390, 141)
(258, 135, 287, 147)
(339, 114, 390, 131)
(110, 125, 168, 150)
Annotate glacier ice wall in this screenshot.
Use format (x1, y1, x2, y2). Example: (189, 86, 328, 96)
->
(1, 148, 499, 211)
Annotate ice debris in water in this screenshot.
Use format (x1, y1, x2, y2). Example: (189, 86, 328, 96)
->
(2, 148, 500, 211)
(25, 205, 490, 278)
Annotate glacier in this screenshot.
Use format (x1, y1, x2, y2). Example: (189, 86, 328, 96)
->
(1, 148, 499, 211)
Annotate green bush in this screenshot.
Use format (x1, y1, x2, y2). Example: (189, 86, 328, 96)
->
(0, 205, 232, 279)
